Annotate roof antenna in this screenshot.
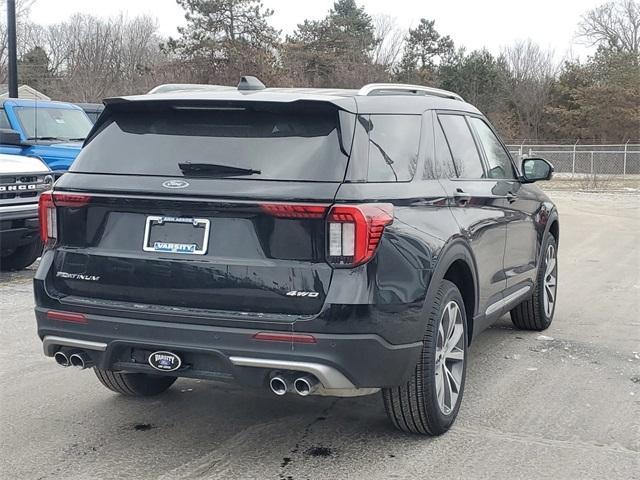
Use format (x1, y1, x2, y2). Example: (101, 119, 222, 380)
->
(237, 76, 266, 91)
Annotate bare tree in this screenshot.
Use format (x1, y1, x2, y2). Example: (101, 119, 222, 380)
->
(0, 0, 37, 81)
(577, 0, 640, 54)
(502, 40, 557, 139)
(371, 15, 405, 69)
(50, 13, 163, 100)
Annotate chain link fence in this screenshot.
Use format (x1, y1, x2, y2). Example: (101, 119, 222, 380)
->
(507, 143, 640, 191)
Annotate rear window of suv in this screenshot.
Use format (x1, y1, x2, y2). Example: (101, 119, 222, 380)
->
(72, 102, 352, 182)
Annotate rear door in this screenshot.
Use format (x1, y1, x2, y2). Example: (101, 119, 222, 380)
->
(47, 100, 354, 320)
(434, 112, 508, 320)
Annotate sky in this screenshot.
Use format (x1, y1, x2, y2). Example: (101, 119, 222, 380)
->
(27, 0, 604, 60)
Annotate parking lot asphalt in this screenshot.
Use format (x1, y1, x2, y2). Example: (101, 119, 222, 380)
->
(1, 191, 638, 480)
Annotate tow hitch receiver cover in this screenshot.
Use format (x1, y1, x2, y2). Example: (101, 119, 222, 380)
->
(148, 351, 182, 372)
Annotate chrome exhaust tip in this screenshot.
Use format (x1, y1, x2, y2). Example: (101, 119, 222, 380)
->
(269, 374, 292, 396)
(54, 351, 70, 367)
(69, 352, 94, 369)
(294, 374, 320, 396)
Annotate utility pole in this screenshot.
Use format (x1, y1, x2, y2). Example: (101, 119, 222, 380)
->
(7, 0, 19, 98)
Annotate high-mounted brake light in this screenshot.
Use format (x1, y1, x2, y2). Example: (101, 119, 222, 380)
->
(327, 203, 393, 267)
(38, 192, 92, 244)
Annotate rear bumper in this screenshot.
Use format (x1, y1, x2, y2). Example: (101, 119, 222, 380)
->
(35, 307, 422, 391)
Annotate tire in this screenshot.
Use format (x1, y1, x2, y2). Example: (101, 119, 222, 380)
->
(94, 368, 176, 396)
(510, 233, 558, 331)
(0, 238, 42, 271)
(383, 280, 467, 436)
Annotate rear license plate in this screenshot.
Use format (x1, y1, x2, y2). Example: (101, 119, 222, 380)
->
(143, 216, 210, 255)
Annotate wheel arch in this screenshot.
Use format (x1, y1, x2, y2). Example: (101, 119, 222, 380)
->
(539, 208, 560, 268)
(425, 239, 479, 345)
(548, 217, 559, 243)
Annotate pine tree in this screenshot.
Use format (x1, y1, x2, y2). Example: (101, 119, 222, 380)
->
(164, 0, 280, 83)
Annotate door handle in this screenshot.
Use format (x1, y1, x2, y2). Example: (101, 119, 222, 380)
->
(454, 188, 471, 206)
(506, 191, 518, 203)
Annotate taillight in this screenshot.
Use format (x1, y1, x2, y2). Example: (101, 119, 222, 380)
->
(327, 203, 393, 267)
(38, 192, 92, 244)
(38, 191, 56, 243)
(52, 193, 91, 207)
(259, 201, 393, 268)
(260, 203, 328, 219)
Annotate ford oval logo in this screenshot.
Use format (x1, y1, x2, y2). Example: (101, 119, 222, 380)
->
(162, 180, 189, 189)
(148, 351, 182, 372)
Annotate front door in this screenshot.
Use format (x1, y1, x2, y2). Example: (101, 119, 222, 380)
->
(435, 112, 508, 324)
(466, 116, 538, 297)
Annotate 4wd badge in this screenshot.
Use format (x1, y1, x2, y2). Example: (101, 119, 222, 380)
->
(148, 351, 182, 372)
(286, 291, 319, 298)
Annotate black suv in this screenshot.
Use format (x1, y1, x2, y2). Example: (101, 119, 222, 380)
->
(34, 78, 559, 435)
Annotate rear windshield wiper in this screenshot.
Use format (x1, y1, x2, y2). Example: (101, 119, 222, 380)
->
(68, 137, 86, 141)
(178, 162, 261, 177)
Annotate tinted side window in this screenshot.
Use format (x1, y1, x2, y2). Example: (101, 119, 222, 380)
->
(438, 115, 484, 179)
(469, 117, 515, 179)
(0, 109, 11, 129)
(366, 115, 420, 182)
(425, 119, 457, 179)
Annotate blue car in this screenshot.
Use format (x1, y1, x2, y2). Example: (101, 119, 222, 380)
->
(0, 98, 93, 172)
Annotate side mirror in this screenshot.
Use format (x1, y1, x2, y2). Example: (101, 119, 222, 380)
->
(0, 128, 23, 146)
(521, 157, 553, 183)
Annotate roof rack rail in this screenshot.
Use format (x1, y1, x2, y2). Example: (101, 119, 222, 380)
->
(148, 84, 233, 94)
(357, 83, 464, 101)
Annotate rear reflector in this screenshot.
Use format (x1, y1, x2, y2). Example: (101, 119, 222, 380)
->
(252, 332, 317, 344)
(46, 310, 88, 324)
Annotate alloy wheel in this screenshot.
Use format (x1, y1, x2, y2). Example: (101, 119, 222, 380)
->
(543, 244, 557, 317)
(435, 300, 465, 415)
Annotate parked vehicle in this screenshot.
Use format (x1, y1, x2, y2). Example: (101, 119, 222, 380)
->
(0, 98, 93, 172)
(34, 78, 559, 436)
(0, 154, 52, 270)
(74, 103, 105, 124)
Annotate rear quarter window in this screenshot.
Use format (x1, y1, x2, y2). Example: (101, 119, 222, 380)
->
(361, 114, 421, 182)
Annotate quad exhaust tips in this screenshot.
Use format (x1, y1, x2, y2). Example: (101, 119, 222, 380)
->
(54, 350, 94, 369)
(269, 372, 321, 396)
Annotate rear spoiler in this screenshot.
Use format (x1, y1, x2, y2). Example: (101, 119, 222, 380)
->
(84, 97, 358, 146)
